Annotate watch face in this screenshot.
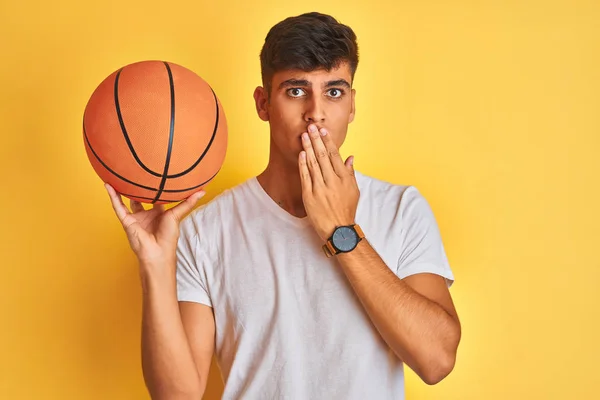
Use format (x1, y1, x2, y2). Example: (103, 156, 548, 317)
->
(332, 226, 358, 252)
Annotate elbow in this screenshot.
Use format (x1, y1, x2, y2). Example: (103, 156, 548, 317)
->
(422, 319, 461, 385)
(420, 352, 457, 385)
(420, 331, 461, 385)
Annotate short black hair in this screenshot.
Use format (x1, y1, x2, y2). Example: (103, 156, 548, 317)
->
(259, 12, 359, 96)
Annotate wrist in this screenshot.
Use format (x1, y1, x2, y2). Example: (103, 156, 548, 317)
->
(139, 259, 177, 294)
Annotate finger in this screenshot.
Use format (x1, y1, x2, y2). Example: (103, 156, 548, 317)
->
(170, 190, 206, 222)
(106, 183, 127, 207)
(345, 156, 356, 176)
(301, 131, 325, 187)
(105, 183, 130, 222)
(298, 151, 312, 193)
(307, 124, 335, 182)
(150, 202, 165, 218)
(130, 199, 145, 213)
(319, 127, 346, 177)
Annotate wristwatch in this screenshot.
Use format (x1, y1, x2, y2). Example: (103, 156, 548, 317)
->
(322, 224, 365, 258)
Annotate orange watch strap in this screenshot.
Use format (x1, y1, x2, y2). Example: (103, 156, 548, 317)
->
(322, 240, 336, 258)
(354, 224, 365, 239)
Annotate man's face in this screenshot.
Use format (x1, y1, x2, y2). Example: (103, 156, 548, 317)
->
(254, 62, 356, 166)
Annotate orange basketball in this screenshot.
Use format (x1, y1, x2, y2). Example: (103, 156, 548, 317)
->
(83, 60, 227, 204)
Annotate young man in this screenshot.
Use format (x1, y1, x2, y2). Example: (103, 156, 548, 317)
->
(106, 12, 461, 400)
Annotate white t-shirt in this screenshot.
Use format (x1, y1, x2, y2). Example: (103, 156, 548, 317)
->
(176, 170, 455, 399)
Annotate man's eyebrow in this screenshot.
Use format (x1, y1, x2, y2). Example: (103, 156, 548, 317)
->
(278, 79, 310, 89)
(324, 79, 351, 89)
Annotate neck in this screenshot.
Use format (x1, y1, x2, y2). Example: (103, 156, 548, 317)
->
(256, 152, 307, 218)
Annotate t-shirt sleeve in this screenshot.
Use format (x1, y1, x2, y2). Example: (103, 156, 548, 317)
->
(396, 186, 455, 287)
(175, 216, 213, 307)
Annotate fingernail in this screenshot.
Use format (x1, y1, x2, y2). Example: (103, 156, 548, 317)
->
(302, 132, 309, 141)
(320, 128, 327, 136)
(351, 156, 355, 166)
(308, 125, 317, 133)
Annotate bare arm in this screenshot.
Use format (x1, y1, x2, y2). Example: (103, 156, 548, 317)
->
(294, 125, 461, 384)
(337, 240, 461, 385)
(104, 183, 214, 399)
(140, 266, 215, 399)
(179, 301, 216, 396)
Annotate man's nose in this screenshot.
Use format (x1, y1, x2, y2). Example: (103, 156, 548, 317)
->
(303, 96, 326, 123)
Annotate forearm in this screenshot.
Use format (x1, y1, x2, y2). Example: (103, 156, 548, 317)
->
(337, 241, 460, 384)
(140, 264, 203, 399)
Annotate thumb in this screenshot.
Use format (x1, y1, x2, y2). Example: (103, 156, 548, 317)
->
(170, 190, 206, 222)
(345, 156, 355, 176)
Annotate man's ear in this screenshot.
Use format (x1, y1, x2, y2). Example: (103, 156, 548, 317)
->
(253, 86, 270, 122)
(348, 88, 356, 123)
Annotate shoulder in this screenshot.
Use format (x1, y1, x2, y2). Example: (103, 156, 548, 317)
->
(179, 176, 256, 240)
(355, 170, 420, 208)
(355, 170, 437, 225)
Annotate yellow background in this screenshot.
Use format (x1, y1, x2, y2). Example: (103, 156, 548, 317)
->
(1, 0, 598, 399)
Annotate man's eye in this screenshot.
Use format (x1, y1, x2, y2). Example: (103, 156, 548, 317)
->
(288, 88, 306, 97)
(328, 89, 344, 98)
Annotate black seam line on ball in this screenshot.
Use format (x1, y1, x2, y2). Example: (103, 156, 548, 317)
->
(167, 85, 221, 178)
(115, 64, 221, 180)
(83, 121, 157, 191)
(117, 168, 221, 202)
(114, 67, 162, 178)
(84, 119, 221, 193)
(161, 168, 220, 192)
(152, 62, 177, 203)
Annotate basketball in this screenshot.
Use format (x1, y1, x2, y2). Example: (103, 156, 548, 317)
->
(83, 60, 227, 204)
